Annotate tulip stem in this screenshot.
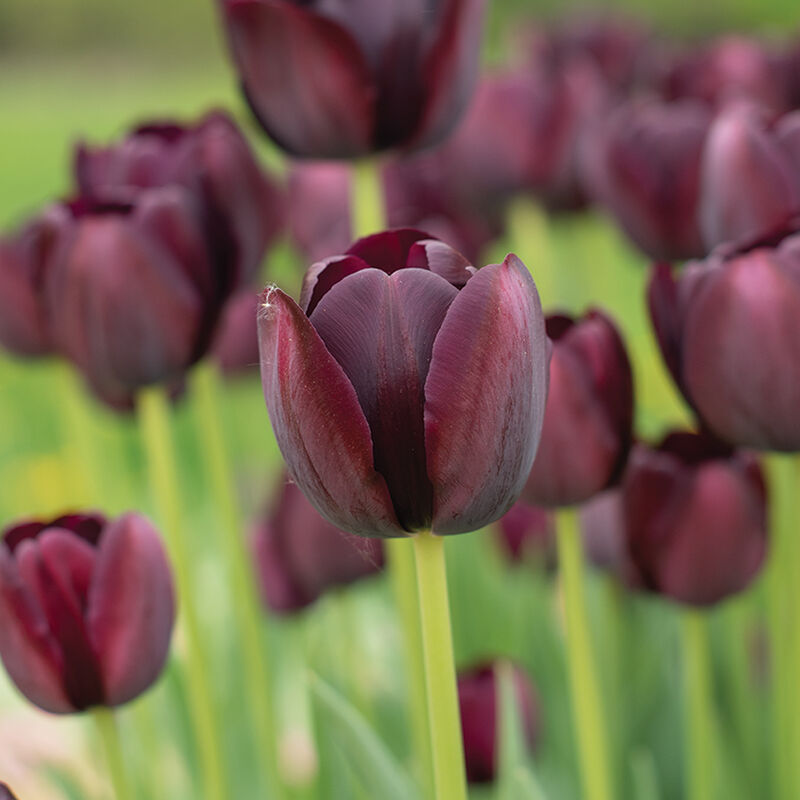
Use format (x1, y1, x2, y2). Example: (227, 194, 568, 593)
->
(137, 386, 227, 800)
(93, 708, 133, 800)
(352, 159, 385, 238)
(681, 610, 715, 800)
(555, 508, 613, 800)
(412, 532, 467, 800)
(191, 362, 283, 800)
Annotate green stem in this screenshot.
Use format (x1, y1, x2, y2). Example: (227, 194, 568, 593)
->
(412, 532, 467, 800)
(555, 508, 612, 800)
(93, 708, 134, 800)
(351, 159, 385, 238)
(137, 386, 227, 800)
(191, 363, 282, 799)
(682, 611, 714, 800)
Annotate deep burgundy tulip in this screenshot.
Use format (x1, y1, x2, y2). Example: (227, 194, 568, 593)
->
(495, 500, 555, 566)
(218, 0, 486, 159)
(580, 489, 626, 574)
(649, 233, 800, 451)
(458, 661, 539, 784)
(622, 432, 767, 606)
(254, 478, 384, 614)
(523, 310, 633, 508)
(0, 512, 175, 714)
(75, 110, 283, 285)
(582, 99, 711, 261)
(211, 290, 260, 376)
(258, 229, 548, 537)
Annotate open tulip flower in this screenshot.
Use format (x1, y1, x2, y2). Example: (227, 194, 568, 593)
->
(217, 0, 487, 158)
(0, 512, 175, 714)
(258, 229, 548, 537)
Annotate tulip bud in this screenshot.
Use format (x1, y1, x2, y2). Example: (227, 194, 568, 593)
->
(582, 99, 711, 261)
(523, 310, 633, 508)
(622, 432, 767, 606)
(211, 290, 260, 376)
(580, 489, 626, 574)
(217, 0, 487, 159)
(648, 232, 800, 451)
(495, 501, 555, 566)
(258, 229, 549, 537)
(254, 478, 384, 614)
(0, 512, 175, 714)
(458, 661, 539, 784)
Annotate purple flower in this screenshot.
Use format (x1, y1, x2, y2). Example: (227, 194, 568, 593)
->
(211, 290, 260, 376)
(495, 500, 555, 566)
(257, 229, 548, 536)
(0, 785, 17, 800)
(579, 489, 626, 575)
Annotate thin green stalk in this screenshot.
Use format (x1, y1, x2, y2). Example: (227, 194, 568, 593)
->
(412, 532, 467, 800)
(555, 508, 612, 800)
(137, 386, 227, 800)
(191, 363, 282, 799)
(682, 611, 714, 800)
(351, 159, 385, 238)
(93, 708, 134, 800)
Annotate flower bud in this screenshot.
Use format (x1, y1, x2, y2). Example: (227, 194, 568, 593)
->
(580, 489, 626, 574)
(0, 512, 175, 713)
(495, 500, 555, 566)
(211, 290, 260, 376)
(622, 432, 767, 606)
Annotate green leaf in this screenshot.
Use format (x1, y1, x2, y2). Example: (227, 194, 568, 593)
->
(510, 766, 549, 800)
(629, 749, 661, 800)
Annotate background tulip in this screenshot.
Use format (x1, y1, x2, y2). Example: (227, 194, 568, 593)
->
(523, 310, 633, 508)
(0, 512, 175, 714)
(622, 432, 767, 606)
(258, 229, 548, 537)
(211, 290, 260, 376)
(217, 0, 487, 158)
(0, 785, 16, 800)
(495, 500, 555, 566)
(579, 489, 626, 575)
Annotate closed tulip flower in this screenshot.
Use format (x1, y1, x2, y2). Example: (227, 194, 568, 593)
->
(648, 233, 800, 451)
(580, 489, 626, 574)
(622, 432, 767, 606)
(495, 500, 555, 566)
(0, 512, 175, 714)
(211, 290, 260, 376)
(258, 229, 548, 537)
(523, 311, 633, 508)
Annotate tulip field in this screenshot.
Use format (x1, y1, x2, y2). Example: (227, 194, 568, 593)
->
(2, 1, 800, 799)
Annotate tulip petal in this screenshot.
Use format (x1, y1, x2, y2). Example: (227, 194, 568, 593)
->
(223, 0, 375, 158)
(300, 255, 370, 315)
(258, 286, 402, 536)
(406, 239, 476, 286)
(88, 514, 175, 706)
(425, 255, 548, 534)
(647, 262, 684, 392)
(347, 228, 433, 271)
(310, 268, 459, 530)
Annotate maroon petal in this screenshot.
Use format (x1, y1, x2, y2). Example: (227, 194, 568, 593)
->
(300, 255, 371, 315)
(310, 268, 459, 530)
(222, 0, 375, 158)
(347, 228, 434, 271)
(647, 262, 684, 392)
(425, 255, 548, 534)
(257, 286, 402, 536)
(406, 238, 476, 286)
(88, 514, 175, 707)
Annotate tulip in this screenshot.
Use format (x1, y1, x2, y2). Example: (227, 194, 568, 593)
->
(523, 310, 633, 508)
(0, 785, 16, 800)
(0, 512, 175, 714)
(457, 661, 539, 783)
(254, 478, 384, 614)
(217, 0, 487, 159)
(258, 229, 548, 537)
(495, 500, 555, 566)
(211, 290, 260, 376)
(581, 99, 711, 261)
(648, 232, 800, 451)
(579, 489, 626, 574)
(621, 431, 767, 606)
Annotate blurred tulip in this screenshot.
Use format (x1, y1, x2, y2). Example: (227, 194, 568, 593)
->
(580, 489, 626, 574)
(0, 512, 175, 714)
(258, 229, 548, 537)
(217, 0, 486, 159)
(254, 478, 384, 614)
(523, 310, 633, 508)
(495, 500, 555, 566)
(211, 290, 260, 376)
(649, 234, 800, 451)
(622, 431, 767, 606)
(457, 661, 539, 783)
(582, 99, 711, 261)
(0, 786, 16, 800)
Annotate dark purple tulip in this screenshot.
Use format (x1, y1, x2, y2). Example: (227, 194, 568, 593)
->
(258, 229, 548, 537)
(495, 500, 555, 566)
(0, 785, 17, 800)
(211, 290, 260, 376)
(582, 99, 711, 261)
(649, 233, 800, 451)
(523, 310, 633, 508)
(458, 661, 539, 784)
(254, 478, 384, 614)
(700, 104, 800, 251)
(218, 0, 487, 159)
(0, 512, 175, 714)
(580, 489, 626, 574)
(622, 432, 767, 606)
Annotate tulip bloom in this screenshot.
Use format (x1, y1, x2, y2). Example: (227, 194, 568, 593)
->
(217, 0, 486, 158)
(495, 500, 555, 566)
(211, 290, 260, 376)
(254, 478, 384, 614)
(0, 512, 175, 714)
(580, 489, 626, 574)
(258, 229, 548, 537)
(458, 662, 539, 783)
(523, 310, 633, 508)
(649, 234, 800, 451)
(622, 432, 767, 606)
(0, 785, 17, 800)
